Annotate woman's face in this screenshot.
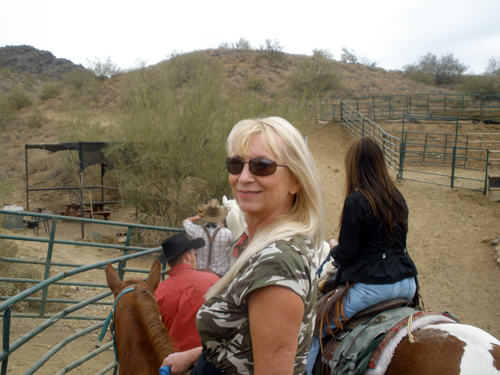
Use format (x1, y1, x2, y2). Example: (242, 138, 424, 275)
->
(229, 133, 300, 228)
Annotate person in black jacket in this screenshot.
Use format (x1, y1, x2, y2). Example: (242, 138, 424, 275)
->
(305, 137, 418, 375)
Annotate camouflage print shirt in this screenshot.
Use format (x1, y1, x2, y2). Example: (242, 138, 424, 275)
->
(196, 235, 317, 375)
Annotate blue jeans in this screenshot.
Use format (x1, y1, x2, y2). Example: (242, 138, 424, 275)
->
(305, 277, 416, 375)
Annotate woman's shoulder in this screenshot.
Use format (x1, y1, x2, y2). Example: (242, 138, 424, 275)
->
(345, 191, 369, 207)
(264, 235, 314, 256)
(346, 190, 364, 200)
(252, 236, 316, 273)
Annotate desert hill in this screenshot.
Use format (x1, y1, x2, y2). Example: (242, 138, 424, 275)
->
(0, 45, 461, 217)
(0, 45, 85, 79)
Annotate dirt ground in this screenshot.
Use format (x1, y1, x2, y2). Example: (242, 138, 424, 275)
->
(2, 121, 500, 374)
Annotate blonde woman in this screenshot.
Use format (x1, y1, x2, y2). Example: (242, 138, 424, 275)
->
(163, 117, 324, 375)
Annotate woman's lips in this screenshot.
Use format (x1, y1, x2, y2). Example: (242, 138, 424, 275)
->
(238, 190, 261, 198)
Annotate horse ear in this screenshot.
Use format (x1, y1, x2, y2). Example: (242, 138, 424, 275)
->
(105, 263, 124, 297)
(145, 259, 161, 292)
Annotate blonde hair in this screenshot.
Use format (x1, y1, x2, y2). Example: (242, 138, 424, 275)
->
(206, 117, 324, 298)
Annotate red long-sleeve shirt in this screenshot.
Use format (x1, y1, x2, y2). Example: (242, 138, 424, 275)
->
(155, 263, 219, 351)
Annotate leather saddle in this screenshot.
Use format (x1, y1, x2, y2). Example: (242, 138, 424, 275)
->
(314, 297, 409, 374)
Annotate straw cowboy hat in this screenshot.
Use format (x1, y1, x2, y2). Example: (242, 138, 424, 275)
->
(157, 233, 205, 265)
(198, 198, 229, 223)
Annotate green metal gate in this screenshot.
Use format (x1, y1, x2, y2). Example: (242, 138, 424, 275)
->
(1, 211, 182, 374)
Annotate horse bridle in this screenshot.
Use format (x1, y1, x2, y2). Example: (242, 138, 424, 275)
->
(98, 285, 156, 363)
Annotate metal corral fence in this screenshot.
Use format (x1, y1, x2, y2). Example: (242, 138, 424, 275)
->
(341, 102, 403, 173)
(340, 103, 490, 193)
(316, 98, 342, 122)
(315, 94, 500, 123)
(341, 95, 408, 122)
(0, 210, 183, 375)
(408, 94, 500, 123)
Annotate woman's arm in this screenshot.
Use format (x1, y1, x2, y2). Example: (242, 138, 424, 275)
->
(248, 285, 304, 375)
(162, 347, 202, 375)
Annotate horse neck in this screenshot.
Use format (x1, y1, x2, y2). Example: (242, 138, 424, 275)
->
(115, 287, 175, 374)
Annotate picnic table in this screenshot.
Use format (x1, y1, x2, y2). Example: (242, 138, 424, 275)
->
(58, 202, 114, 220)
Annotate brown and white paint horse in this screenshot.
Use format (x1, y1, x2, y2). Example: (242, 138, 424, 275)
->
(315, 319, 500, 375)
(105, 260, 176, 375)
(381, 322, 500, 374)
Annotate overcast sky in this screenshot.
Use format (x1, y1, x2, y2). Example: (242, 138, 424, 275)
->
(1, 0, 499, 74)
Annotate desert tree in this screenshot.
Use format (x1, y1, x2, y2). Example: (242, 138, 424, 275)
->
(485, 57, 500, 76)
(340, 47, 358, 64)
(258, 39, 285, 62)
(340, 47, 376, 67)
(403, 52, 468, 85)
(312, 48, 334, 60)
(232, 38, 252, 50)
(86, 56, 121, 80)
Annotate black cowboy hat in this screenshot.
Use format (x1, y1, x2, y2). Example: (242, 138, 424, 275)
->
(157, 233, 205, 265)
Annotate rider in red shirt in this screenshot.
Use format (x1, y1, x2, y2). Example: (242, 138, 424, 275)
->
(155, 233, 220, 351)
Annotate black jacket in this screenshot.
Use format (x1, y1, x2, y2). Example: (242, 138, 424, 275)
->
(332, 191, 418, 285)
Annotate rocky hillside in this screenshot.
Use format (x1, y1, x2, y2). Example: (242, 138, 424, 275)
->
(0, 45, 85, 79)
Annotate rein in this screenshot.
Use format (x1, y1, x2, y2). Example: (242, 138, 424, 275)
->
(98, 285, 157, 363)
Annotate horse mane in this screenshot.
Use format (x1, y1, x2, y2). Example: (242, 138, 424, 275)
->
(122, 279, 177, 360)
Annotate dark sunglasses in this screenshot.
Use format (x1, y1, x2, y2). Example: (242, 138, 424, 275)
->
(226, 157, 289, 176)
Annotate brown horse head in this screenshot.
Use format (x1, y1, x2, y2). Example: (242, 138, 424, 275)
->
(105, 260, 176, 375)
(106, 259, 161, 297)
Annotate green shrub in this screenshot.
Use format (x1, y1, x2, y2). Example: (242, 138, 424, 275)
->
(288, 57, 342, 98)
(0, 98, 16, 123)
(4, 89, 33, 111)
(402, 65, 435, 85)
(56, 110, 110, 142)
(62, 69, 95, 91)
(1, 67, 11, 78)
(312, 49, 334, 60)
(456, 75, 500, 96)
(25, 106, 47, 128)
(245, 75, 266, 91)
(39, 81, 62, 101)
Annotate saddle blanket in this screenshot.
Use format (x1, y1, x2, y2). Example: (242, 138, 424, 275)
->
(325, 308, 458, 375)
(365, 310, 458, 375)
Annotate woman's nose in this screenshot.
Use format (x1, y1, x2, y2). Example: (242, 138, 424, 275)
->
(238, 163, 255, 182)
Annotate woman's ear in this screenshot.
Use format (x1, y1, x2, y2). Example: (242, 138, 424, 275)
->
(290, 179, 302, 195)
